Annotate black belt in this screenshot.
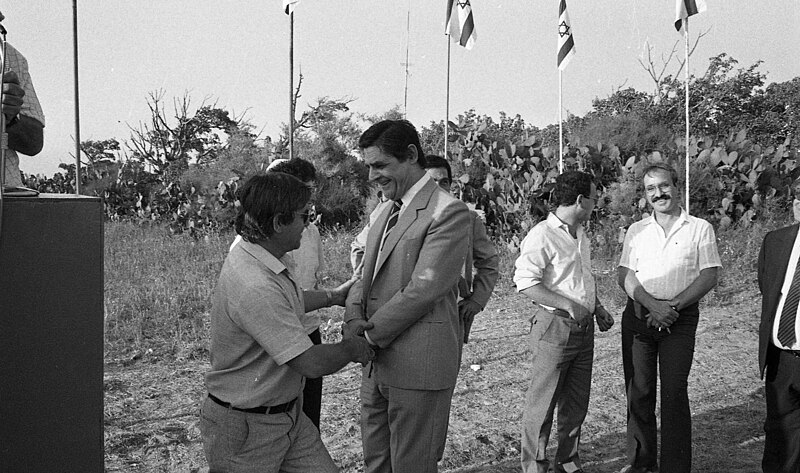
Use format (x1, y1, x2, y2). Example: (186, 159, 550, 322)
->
(208, 393, 296, 414)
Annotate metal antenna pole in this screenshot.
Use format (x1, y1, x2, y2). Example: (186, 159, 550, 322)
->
(73, 0, 82, 194)
(445, 37, 450, 159)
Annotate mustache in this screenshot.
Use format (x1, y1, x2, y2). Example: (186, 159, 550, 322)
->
(652, 195, 671, 203)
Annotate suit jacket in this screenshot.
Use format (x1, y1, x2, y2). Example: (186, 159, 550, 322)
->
(345, 178, 470, 390)
(459, 211, 500, 308)
(757, 223, 799, 378)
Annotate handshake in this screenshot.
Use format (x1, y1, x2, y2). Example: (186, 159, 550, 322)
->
(341, 319, 377, 366)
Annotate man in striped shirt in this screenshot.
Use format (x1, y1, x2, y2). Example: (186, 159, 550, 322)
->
(617, 162, 721, 473)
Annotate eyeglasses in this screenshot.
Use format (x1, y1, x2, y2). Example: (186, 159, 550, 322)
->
(645, 183, 673, 194)
(296, 210, 311, 225)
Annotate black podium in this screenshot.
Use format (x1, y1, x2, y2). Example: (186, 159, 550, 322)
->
(0, 194, 104, 472)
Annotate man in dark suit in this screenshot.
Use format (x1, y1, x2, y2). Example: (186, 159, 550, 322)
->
(757, 184, 800, 473)
(422, 154, 499, 345)
(344, 120, 470, 473)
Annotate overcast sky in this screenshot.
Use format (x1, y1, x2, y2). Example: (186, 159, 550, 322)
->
(4, 1, 799, 175)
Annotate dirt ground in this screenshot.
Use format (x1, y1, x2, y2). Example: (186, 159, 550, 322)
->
(104, 283, 766, 472)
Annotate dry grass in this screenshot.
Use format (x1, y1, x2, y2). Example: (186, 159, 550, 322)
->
(104, 217, 786, 472)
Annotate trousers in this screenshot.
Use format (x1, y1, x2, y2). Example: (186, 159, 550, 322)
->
(621, 299, 699, 473)
(521, 307, 594, 473)
(762, 344, 800, 473)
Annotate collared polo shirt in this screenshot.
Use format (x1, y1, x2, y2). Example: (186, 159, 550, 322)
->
(205, 240, 314, 408)
(229, 225, 325, 329)
(513, 212, 596, 312)
(619, 209, 721, 300)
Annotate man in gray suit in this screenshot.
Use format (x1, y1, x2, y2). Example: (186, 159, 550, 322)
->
(344, 120, 470, 473)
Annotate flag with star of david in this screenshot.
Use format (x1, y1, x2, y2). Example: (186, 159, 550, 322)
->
(283, 0, 300, 15)
(674, 0, 706, 32)
(557, 0, 575, 70)
(446, 0, 477, 50)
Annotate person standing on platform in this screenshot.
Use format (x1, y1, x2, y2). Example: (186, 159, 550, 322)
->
(0, 11, 45, 189)
(617, 162, 721, 473)
(513, 170, 614, 473)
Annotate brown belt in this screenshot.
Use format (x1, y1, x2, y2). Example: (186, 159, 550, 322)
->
(208, 393, 296, 414)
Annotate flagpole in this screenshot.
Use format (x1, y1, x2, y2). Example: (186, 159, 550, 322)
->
(684, 18, 690, 214)
(403, 7, 411, 119)
(288, 11, 294, 160)
(558, 70, 563, 174)
(73, 0, 81, 195)
(445, 38, 451, 159)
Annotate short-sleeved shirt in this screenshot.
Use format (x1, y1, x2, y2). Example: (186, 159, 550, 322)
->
(205, 240, 314, 408)
(513, 212, 596, 312)
(230, 224, 325, 329)
(4, 44, 46, 188)
(619, 209, 722, 300)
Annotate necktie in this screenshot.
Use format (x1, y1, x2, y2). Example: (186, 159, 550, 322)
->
(778, 259, 800, 347)
(379, 200, 402, 252)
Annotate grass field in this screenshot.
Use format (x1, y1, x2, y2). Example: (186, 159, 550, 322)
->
(103, 216, 782, 472)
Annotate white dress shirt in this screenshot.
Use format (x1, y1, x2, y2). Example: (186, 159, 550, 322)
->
(619, 209, 721, 300)
(513, 213, 596, 313)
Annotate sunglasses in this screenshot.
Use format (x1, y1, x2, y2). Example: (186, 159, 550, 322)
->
(297, 211, 311, 225)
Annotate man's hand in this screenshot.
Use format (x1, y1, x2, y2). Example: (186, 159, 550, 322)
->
(2, 71, 24, 122)
(594, 305, 614, 332)
(646, 300, 679, 329)
(342, 319, 373, 339)
(329, 276, 360, 306)
(343, 336, 376, 366)
(459, 299, 483, 343)
(567, 300, 592, 327)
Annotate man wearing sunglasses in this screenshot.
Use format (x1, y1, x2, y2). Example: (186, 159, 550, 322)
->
(230, 158, 328, 430)
(201, 172, 374, 472)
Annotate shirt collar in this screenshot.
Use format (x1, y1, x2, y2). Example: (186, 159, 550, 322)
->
(396, 172, 432, 206)
(237, 239, 289, 274)
(545, 212, 583, 236)
(642, 207, 688, 226)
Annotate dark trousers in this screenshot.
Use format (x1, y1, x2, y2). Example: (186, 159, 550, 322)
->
(763, 345, 800, 473)
(302, 328, 323, 430)
(621, 299, 699, 473)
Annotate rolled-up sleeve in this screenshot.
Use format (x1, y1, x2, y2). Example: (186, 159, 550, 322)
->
(513, 227, 549, 292)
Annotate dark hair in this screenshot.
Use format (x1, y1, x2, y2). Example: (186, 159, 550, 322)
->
(234, 173, 310, 242)
(423, 155, 452, 182)
(552, 171, 593, 207)
(642, 162, 679, 186)
(268, 158, 317, 183)
(358, 119, 427, 167)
